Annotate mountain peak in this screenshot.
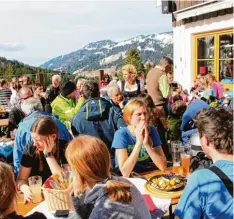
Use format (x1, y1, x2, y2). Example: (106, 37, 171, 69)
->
(83, 40, 117, 51)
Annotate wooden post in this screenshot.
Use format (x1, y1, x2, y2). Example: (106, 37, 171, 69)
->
(99, 69, 104, 84)
(38, 72, 44, 85)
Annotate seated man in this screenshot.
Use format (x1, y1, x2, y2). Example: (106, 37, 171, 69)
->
(71, 80, 126, 154)
(8, 87, 33, 137)
(13, 97, 72, 175)
(51, 81, 85, 130)
(175, 107, 233, 219)
(105, 81, 124, 109)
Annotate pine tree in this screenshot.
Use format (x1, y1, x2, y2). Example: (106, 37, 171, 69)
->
(4, 63, 14, 81)
(123, 48, 145, 72)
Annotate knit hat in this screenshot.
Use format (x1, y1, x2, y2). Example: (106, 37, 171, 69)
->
(61, 81, 76, 97)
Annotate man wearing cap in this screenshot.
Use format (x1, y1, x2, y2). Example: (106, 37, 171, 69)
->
(51, 81, 85, 129)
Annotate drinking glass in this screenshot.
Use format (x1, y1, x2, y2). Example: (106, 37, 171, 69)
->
(28, 175, 42, 203)
(171, 140, 182, 174)
(181, 144, 191, 176)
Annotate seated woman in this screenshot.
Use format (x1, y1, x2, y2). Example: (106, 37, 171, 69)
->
(112, 98, 167, 177)
(16, 116, 69, 203)
(0, 162, 46, 219)
(65, 135, 151, 219)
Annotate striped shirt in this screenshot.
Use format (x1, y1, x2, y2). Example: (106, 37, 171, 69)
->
(0, 88, 12, 107)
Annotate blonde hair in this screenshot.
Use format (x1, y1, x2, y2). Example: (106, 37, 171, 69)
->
(206, 73, 217, 84)
(122, 64, 137, 79)
(0, 162, 17, 215)
(123, 98, 148, 125)
(65, 135, 132, 203)
(201, 76, 210, 88)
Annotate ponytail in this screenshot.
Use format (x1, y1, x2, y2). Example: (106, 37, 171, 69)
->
(105, 179, 132, 203)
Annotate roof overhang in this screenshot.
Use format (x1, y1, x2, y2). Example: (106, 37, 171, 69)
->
(173, 0, 234, 21)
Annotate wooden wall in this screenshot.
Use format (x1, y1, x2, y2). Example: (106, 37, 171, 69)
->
(175, 0, 208, 11)
(172, 1, 233, 27)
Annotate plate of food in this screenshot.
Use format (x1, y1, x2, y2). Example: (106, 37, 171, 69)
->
(148, 174, 185, 192)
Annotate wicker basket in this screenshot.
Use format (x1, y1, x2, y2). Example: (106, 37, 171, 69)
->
(42, 187, 73, 210)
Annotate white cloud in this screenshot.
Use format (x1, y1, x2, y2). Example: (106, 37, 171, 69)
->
(0, 43, 24, 51)
(0, 1, 172, 66)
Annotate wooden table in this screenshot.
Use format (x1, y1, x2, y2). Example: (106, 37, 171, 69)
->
(0, 118, 8, 127)
(16, 193, 39, 216)
(141, 168, 181, 218)
(16, 168, 181, 217)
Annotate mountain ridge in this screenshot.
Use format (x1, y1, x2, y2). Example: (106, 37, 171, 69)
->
(40, 31, 173, 73)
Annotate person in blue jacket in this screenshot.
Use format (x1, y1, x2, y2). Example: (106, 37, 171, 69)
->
(175, 107, 233, 219)
(180, 99, 209, 144)
(71, 80, 126, 156)
(13, 97, 72, 175)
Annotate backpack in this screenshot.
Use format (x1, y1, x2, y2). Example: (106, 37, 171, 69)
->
(190, 152, 213, 172)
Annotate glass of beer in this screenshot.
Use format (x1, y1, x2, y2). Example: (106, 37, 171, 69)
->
(171, 141, 182, 175)
(181, 144, 191, 177)
(28, 175, 42, 203)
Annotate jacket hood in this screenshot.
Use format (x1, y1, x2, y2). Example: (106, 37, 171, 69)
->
(80, 98, 112, 121)
(181, 99, 209, 131)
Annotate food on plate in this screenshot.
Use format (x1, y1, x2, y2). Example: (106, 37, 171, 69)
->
(149, 174, 184, 191)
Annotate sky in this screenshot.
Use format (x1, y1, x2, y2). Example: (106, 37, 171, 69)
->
(0, 1, 172, 67)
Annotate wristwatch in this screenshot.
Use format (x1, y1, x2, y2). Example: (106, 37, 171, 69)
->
(44, 152, 54, 158)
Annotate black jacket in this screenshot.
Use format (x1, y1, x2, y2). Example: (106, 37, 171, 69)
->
(45, 85, 60, 113)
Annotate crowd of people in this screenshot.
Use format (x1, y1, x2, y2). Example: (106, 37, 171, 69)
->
(0, 56, 233, 219)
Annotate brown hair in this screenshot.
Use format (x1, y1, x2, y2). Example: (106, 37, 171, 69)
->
(159, 56, 173, 69)
(194, 107, 233, 154)
(171, 100, 187, 116)
(137, 94, 154, 110)
(0, 162, 17, 215)
(31, 117, 59, 171)
(123, 98, 148, 125)
(65, 135, 132, 203)
(32, 82, 43, 92)
(0, 79, 7, 87)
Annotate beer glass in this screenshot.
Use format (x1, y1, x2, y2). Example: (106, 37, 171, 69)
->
(28, 175, 42, 203)
(181, 144, 191, 176)
(171, 141, 182, 174)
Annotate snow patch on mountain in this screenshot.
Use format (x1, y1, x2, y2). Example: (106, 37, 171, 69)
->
(154, 33, 173, 45)
(145, 47, 155, 51)
(100, 51, 126, 65)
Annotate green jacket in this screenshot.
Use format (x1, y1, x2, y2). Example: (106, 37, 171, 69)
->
(51, 95, 85, 129)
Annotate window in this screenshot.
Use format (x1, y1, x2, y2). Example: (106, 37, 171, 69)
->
(194, 29, 233, 89)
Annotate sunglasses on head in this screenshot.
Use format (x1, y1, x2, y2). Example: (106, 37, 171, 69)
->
(21, 94, 32, 100)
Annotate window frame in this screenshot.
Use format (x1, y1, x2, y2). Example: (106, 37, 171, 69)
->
(194, 28, 233, 90)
